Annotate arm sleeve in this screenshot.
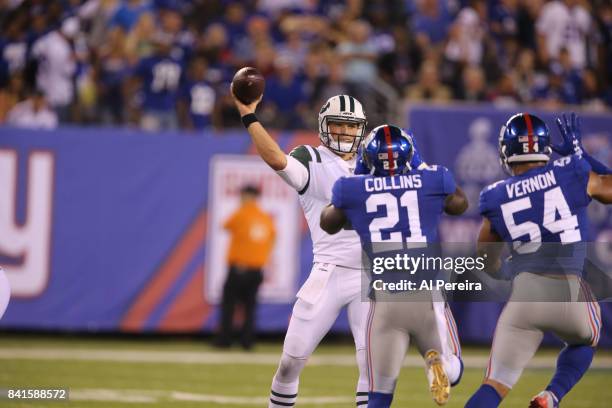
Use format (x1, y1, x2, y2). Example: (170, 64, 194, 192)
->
(276, 155, 309, 192)
(276, 145, 311, 192)
(572, 153, 592, 178)
(441, 166, 456, 195)
(331, 178, 345, 208)
(581, 151, 610, 175)
(478, 191, 501, 235)
(568, 154, 592, 206)
(478, 189, 489, 217)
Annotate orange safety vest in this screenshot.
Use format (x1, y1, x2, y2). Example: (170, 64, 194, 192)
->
(224, 202, 276, 268)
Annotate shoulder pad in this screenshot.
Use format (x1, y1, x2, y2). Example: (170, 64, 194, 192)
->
(289, 145, 311, 169)
(553, 156, 573, 167)
(482, 179, 505, 193)
(289, 145, 321, 166)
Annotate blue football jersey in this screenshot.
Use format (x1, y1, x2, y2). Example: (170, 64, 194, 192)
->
(332, 165, 456, 257)
(134, 56, 184, 111)
(479, 154, 592, 276)
(179, 80, 216, 129)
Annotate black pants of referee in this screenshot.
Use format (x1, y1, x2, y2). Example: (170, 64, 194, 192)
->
(217, 265, 263, 349)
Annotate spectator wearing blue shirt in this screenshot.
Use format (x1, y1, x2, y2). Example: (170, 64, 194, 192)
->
(533, 48, 582, 107)
(489, 0, 519, 41)
(276, 29, 307, 71)
(157, 5, 193, 61)
(532, 72, 579, 108)
(263, 56, 307, 129)
(232, 15, 274, 68)
(336, 20, 378, 86)
(221, 2, 249, 51)
(581, 68, 608, 111)
(132, 33, 183, 131)
(412, 0, 452, 50)
(489, 0, 519, 66)
(110, 0, 152, 32)
(0, 18, 28, 83)
(556, 48, 585, 101)
(178, 56, 217, 131)
(195, 23, 232, 75)
(96, 29, 131, 125)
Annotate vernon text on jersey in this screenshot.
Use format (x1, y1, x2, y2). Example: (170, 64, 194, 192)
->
(506, 170, 556, 199)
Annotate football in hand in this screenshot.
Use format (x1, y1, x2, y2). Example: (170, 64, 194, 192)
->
(231, 67, 265, 104)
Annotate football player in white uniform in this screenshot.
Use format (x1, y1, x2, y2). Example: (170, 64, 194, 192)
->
(234, 93, 371, 407)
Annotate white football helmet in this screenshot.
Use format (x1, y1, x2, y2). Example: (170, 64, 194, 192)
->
(318, 95, 367, 154)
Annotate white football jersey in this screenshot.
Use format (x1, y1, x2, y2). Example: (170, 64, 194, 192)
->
(277, 144, 362, 269)
(536, 1, 591, 69)
(31, 31, 76, 107)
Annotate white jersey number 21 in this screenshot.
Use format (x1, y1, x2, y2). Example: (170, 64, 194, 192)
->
(366, 191, 426, 253)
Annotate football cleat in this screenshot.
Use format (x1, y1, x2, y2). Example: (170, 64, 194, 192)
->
(425, 349, 450, 406)
(529, 390, 559, 408)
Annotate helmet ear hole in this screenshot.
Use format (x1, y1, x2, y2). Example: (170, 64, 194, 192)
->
(499, 145, 512, 175)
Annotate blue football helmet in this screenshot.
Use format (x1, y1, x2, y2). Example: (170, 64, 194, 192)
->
(360, 124, 415, 176)
(499, 113, 552, 174)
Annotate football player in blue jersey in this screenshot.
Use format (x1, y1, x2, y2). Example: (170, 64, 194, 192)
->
(321, 125, 468, 407)
(466, 113, 611, 408)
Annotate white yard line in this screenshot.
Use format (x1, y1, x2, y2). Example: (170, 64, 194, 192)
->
(71, 389, 159, 403)
(0, 347, 611, 369)
(170, 391, 351, 404)
(69, 388, 353, 405)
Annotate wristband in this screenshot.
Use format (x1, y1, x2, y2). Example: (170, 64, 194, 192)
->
(583, 151, 611, 175)
(241, 113, 258, 128)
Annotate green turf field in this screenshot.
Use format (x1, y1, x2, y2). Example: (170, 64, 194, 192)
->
(0, 335, 610, 407)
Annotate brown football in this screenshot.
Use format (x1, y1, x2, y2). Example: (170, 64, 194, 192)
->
(231, 67, 265, 104)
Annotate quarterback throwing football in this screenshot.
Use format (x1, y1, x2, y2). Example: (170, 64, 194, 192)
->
(234, 93, 371, 407)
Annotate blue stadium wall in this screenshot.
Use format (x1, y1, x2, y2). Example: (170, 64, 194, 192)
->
(0, 105, 610, 347)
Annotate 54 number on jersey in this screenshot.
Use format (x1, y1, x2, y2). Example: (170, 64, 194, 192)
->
(501, 186, 580, 253)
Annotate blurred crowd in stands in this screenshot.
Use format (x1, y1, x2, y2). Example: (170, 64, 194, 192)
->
(0, 0, 610, 131)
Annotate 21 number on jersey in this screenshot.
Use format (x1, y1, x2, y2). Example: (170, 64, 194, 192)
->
(366, 191, 427, 253)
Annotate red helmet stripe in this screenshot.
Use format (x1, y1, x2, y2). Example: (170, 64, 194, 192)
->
(524, 113, 534, 152)
(383, 125, 395, 176)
